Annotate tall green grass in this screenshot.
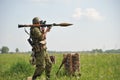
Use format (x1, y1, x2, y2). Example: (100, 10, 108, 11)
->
(0, 53, 120, 80)
(80, 53, 120, 80)
(0, 54, 34, 80)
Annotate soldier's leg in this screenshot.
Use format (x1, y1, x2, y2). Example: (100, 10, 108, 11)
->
(32, 64, 44, 80)
(45, 54, 52, 80)
(32, 52, 45, 80)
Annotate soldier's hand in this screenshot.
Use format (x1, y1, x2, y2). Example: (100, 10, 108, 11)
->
(46, 26, 52, 32)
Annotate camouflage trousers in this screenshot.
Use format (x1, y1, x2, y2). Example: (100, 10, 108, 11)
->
(32, 49, 52, 80)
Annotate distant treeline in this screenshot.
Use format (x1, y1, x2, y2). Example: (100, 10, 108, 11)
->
(80, 49, 120, 53)
(47, 49, 120, 54)
(104, 49, 120, 53)
(0, 46, 120, 53)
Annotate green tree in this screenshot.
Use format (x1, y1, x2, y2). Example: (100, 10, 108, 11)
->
(15, 48, 19, 53)
(1, 46, 9, 53)
(92, 49, 103, 53)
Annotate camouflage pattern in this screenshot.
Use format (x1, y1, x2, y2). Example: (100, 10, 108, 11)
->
(50, 55, 55, 64)
(72, 53, 80, 76)
(63, 54, 72, 75)
(63, 53, 80, 76)
(30, 20, 52, 80)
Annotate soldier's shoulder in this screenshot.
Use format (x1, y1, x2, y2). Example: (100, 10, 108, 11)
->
(31, 27, 39, 31)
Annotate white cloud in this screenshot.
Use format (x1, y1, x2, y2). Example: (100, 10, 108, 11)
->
(72, 8, 83, 20)
(72, 8, 104, 20)
(85, 8, 104, 20)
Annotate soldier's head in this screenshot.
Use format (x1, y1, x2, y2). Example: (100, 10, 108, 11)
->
(32, 17, 40, 24)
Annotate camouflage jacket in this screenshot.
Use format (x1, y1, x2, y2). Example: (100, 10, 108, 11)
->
(30, 27, 46, 52)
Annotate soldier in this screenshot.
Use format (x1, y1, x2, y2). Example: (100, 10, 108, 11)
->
(30, 17, 52, 80)
(18, 17, 73, 80)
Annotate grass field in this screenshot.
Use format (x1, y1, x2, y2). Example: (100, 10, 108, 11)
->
(0, 53, 120, 80)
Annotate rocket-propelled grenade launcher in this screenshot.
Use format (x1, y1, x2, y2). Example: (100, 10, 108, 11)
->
(18, 22, 73, 28)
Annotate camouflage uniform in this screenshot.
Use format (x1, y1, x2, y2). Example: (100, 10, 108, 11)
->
(30, 17, 52, 80)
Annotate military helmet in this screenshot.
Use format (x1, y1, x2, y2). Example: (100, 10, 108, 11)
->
(32, 17, 40, 24)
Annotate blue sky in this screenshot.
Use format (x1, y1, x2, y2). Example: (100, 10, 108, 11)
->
(0, 0, 120, 52)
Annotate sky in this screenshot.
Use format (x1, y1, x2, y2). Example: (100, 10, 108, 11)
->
(0, 0, 120, 52)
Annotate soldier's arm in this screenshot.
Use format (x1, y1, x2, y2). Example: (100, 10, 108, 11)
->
(41, 27, 52, 39)
(33, 27, 42, 40)
(46, 26, 52, 32)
